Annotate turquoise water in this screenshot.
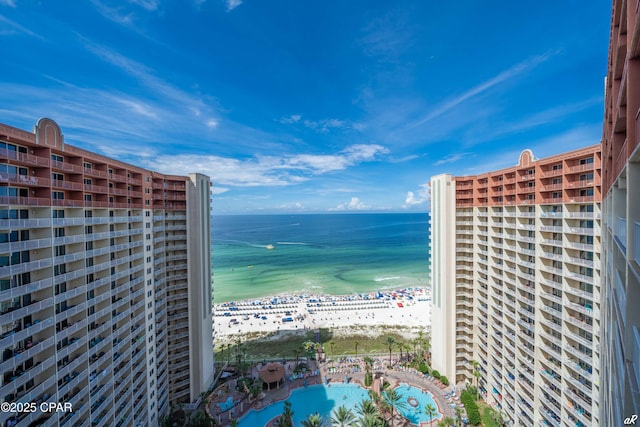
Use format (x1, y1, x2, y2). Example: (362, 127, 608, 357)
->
(212, 213, 430, 302)
(392, 383, 442, 425)
(237, 383, 370, 426)
(237, 383, 443, 426)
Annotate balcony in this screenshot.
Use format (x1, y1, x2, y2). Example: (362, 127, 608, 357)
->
(629, 326, 640, 413)
(635, 222, 640, 266)
(615, 216, 627, 250)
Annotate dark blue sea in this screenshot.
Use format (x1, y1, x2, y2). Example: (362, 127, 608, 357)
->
(211, 213, 430, 302)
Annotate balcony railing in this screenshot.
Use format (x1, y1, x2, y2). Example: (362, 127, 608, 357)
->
(634, 222, 640, 266)
(615, 216, 627, 250)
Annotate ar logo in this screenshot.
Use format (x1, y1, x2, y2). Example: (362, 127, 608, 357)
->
(624, 414, 638, 425)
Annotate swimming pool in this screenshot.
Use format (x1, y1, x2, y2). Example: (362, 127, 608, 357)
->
(237, 383, 370, 426)
(392, 383, 442, 425)
(237, 382, 443, 426)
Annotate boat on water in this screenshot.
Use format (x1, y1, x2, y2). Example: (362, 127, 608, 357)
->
(266, 244, 275, 250)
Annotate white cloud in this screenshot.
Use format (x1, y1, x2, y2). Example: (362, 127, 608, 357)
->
(280, 201, 304, 210)
(82, 40, 214, 116)
(129, 0, 159, 10)
(410, 51, 558, 129)
(0, 14, 43, 38)
(0, 0, 16, 7)
(226, 0, 242, 11)
(279, 114, 301, 124)
(114, 97, 158, 119)
(303, 118, 349, 133)
(142, 143, 389, 188)
(434, 152, 473, 166)
(206, 119, 219, 128)
(403, 183, 429, 208)
(91, 0, 134, 25)
(211, 186, 229, 195)
(331, 197, 369, 211)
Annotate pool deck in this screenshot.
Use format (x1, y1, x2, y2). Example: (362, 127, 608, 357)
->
(209, 357, 459, 426)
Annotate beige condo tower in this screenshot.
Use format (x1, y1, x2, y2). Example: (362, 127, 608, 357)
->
(430, 145, 602, 426)
(0, 118, 215, 427)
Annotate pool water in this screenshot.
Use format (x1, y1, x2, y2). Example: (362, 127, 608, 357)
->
(392, 383, 442, 425)
(237, 382, 442, 426)
(237, 383, 370, 426)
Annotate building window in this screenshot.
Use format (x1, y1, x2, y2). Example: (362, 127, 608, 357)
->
(579, 157, 594, 165)
(51, 154, 63, 163)
(54, 264, 66, 276)
(55, 282, 67, 295)
(52, 191, 64, 200)
(54, 227, 65, 238)
(0, 187, 28, 197)
(52, 209, 65, 219)
(0, 209, 29, 219)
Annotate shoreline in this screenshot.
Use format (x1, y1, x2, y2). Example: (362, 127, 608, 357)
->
(213, 287, 431, 345)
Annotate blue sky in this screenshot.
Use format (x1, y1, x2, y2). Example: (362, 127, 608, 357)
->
(1, 0, 609, 214)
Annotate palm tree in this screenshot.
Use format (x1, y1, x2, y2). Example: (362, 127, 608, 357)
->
(424, 336, 431, 364)
(425, 403, 438, 427)
(303, 340, 317, 359)
(382, 388, 407, 427)
(301, 412, 325, 427)
(330, 341, 336, 357)
(356, 399, 379, 419)
(294, 348, 301, 367)
(354, 341, 360, 359)
(471, 359, 481, 401)
(385, 336, 396, 367)
(437, 417, 456, 427)
(454, 405, 463, 427)
(331, 405, 357, 427)
(277, 400, 294, 427)
(357, 414, 385, 427)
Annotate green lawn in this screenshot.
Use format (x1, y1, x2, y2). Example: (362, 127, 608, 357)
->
(478, 403, 500, 427)
(214, 327, 426, 363)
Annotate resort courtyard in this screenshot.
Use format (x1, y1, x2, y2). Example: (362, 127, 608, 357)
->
(207, 354, 461, 427)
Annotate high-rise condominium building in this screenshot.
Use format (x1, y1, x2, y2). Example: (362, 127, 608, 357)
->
(430, 145, 601, 426)
(0, 118, 215, 427)
(599, 0, 640, 424)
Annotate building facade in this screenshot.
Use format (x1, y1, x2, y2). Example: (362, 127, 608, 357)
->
(0, 118, 215, 427)
(599, 0, 640, 424)
(430, 145, 602, 426)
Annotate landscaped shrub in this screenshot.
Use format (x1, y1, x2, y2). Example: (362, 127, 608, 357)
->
(418, 362, 429, 374)
(460, 390, 481, 425)
(364, 372, 373, 387)
(431, 370, 440, 379)
(440, 375, 449, 386)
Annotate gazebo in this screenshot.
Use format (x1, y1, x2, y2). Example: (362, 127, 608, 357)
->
(259, 362, 285, 390)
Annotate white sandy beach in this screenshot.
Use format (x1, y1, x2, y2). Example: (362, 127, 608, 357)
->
(213, 287, 431, 344)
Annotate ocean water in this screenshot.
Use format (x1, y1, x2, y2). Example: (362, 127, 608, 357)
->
(211, 213, 430, 303)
